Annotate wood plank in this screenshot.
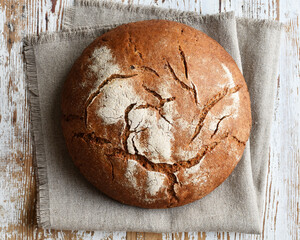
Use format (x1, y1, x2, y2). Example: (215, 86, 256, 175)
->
(0, 0, 35, 238)
(0, 0, 72, 239)
(264, 0, 300, 239)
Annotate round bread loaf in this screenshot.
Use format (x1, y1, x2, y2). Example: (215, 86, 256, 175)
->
(61, 20, 251, 208)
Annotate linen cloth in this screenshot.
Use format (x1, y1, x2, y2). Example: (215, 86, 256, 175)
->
(23, 0, 282, 233)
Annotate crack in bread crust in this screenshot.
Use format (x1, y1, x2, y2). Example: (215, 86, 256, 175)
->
(232, 135, 246, 146)
(142, 85, 164, 101)
(142, 85, 176, 104)
(108, 159, 115, 181)
(128, 36, 143, 60)
(166, 61, 191, 91)
(210, 115, 231, 139)
(138, 85, 176, 125)
(166, 61, 199, 106)
(166, 173, 180, 206)
(190, 85, 242, 143)
(191, 82, 198, 104)
(135, 104, 173, 125)
(122, 103, 137, 152)
(140, 66, 160, 77)
(179, 45, 188, 79)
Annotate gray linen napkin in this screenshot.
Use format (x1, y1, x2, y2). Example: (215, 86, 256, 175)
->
(23, 0, 282, 234)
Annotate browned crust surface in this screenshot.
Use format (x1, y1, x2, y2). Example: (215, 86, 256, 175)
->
(61, 20, 251, 208)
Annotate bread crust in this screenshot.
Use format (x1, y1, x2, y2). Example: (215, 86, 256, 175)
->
(61, 20, 251, 208)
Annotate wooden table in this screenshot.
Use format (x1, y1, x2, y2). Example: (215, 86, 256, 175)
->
(0, 0, 299, 239)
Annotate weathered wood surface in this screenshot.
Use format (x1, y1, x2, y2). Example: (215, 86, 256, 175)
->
(0, 0, 298, 239)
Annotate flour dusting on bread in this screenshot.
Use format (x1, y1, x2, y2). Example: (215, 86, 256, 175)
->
(146, 171, 167, 196)
(95, 78, 144, 124)
(127, 107, 174, 164)
(125, 159, 139, 189)
(221, 63, 235, 88)
(89, 46, 120, 87)
(222, 63, 240, 117)
(174, 157, 208, 185)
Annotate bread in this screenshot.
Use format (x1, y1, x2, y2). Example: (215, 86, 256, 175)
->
(61, 20, 251, 208)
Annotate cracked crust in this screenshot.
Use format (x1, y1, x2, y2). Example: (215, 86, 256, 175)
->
(61, 20, 251, 209)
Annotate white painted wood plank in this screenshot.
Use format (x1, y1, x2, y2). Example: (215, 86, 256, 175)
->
(200, 0, 220, 14)
(264, 0, 300, 238)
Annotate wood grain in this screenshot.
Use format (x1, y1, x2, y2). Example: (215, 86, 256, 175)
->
(0, 0, 298, 239)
